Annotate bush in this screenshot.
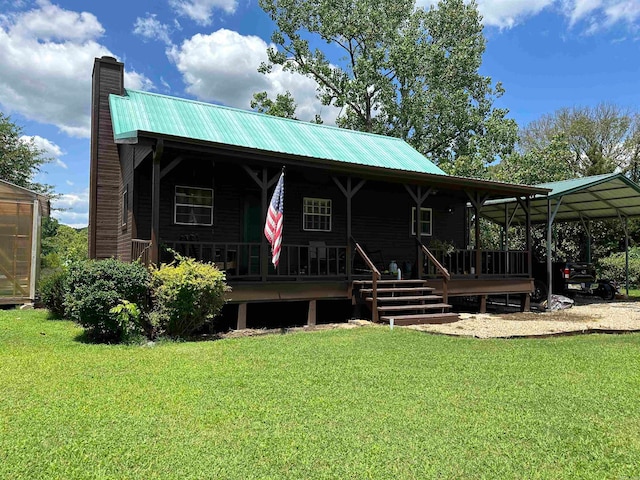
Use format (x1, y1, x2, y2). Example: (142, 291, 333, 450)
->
(151, 256, 228, 338)
(39, 268, 68, 318)
(65, 259, 150, 342)
(597, 247, 640, 288)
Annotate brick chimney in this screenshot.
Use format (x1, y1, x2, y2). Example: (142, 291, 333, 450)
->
(89, 56, 124, 259)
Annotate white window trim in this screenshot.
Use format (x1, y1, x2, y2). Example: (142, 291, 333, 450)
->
(411, 207, 432, 236)
(303, 197, 332, 232)
(174, 185, 214, 226)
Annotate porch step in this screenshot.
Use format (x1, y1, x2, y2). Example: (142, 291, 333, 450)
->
(377, 303, 451, 312)
(370, 295, 443, 303)
(379, 313, 460, 325)
(359, 287, 435, 295)
(353, 279, 428, 286)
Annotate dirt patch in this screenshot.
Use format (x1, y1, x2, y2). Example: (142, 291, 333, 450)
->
(408, 299, 640, 338)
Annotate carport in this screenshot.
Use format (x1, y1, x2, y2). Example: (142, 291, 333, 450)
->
(480, 173, 640, 307)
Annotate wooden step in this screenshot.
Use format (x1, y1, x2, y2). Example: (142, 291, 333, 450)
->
(379, 313, 459, 325)
(377, 303, 451, 312)
(368, 295, 442, 303)
(359, 287, 434, 294)
(353, 279, 428, 286)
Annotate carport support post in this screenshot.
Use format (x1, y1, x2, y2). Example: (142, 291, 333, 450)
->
(625, 216, 629, 297)
(546, 197, 553, 309)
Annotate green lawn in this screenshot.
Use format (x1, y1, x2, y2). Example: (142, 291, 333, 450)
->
(2, 310, 640, 479)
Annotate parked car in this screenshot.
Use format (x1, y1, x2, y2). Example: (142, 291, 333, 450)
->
(532, 260, 616, 302)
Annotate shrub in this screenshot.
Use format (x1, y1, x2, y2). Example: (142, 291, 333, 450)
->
(151, 256, 228, 338)
(39, 268, 68, 318)
(597, 247, 640, 288)
(65, 259, 150, 342)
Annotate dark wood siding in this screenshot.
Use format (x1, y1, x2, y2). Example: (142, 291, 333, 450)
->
(131, 155, 466, 271)
(116, 144, 134, 261)
(351, 181, 467, 270)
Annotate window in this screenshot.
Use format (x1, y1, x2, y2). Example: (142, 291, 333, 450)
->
(121, 185, 128, 229)
(411, 207, 432, 236)
(174, 186, 213, 226)
(303, 197, 332, 231)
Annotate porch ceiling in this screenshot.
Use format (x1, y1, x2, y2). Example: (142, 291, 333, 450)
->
(480, 173, 640, 225)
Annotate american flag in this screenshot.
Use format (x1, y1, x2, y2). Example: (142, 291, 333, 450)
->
(264, 171, 285, 267)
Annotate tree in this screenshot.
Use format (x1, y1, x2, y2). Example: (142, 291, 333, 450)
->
(251, 91, 298, 119)
(492, 134, 574, 185)
(258, 0, 516, 177)
(0, 112, 52, 193)
(41, 217, 88, 271)
(520, 103, 639, 178)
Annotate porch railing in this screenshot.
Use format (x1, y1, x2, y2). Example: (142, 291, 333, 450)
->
(427, 249, 529, 277)
(418, 241, 450, 304)
(161, 240, 347, 279)
(353, 242, 381, 322)
(131, 239, 152, 267)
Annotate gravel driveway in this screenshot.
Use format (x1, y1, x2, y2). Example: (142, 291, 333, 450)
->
(408, 298, 640, 338)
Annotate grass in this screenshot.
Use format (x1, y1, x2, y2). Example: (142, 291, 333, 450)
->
(2, 310, 640, 479)
(626, 288, 640, 299)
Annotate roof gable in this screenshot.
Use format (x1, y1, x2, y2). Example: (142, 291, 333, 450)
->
(109, 89, 446, 176)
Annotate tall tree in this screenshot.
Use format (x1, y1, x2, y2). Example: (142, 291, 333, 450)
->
(520, 103, 639, 178)
(258, 0, 516, 177)
(0, 112, 52, 193)
(251, 91, 298, 119)
(492, 134, 574, 185)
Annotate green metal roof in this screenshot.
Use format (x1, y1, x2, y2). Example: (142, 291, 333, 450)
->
(481, 173, 640, 224)
(109, 89, 446, 176)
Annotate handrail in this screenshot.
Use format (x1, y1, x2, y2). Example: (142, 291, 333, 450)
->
(419, 244, 451, 281)
(417, 239, 450, 304)
(353, 241, 381, 323)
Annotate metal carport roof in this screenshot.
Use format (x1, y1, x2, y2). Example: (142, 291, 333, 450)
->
(480, 173, 640, 225)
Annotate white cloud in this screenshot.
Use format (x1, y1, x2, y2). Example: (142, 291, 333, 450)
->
(0, 1, 152, 138)
(169, 0, 238, 25)
(52, 189, 89, 227)
(416, 0, 640, 31)
(20, 134, 67, 168)
(133, 13, 173, 46)
(168, 29, 340, 124)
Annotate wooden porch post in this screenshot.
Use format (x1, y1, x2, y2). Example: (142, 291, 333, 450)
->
(237, 303, 247, 330)
(404, 185, 432, 278)
(466, 191, 488, 279)
(242, 166, 282, 282)
(333, 177, 366, 280)
(150, 139, 163, 265)
(260, 168, 268, 282)
(526, 196, 532, 277)
(307, 300, 317, 326)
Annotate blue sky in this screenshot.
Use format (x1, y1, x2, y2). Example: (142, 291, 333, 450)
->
(0, 0, 638, 227)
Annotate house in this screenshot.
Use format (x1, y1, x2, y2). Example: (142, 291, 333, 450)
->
(89, 56, 549, 327)
(0, 180, 48, 304)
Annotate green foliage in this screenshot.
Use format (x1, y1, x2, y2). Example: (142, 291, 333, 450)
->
(251, 91, 298, 119)
(597, 247, 640, 287)
(258, 0, 516, 176)
(151, 256, 228, 338)
(65, 259, 150, 343)
(41, 217, 88, 270)
(519, 103, 640, 179)
(38, 267, 68, 318)
(109, 300, 143, 343)
(0, 112, 52, 194)
(492, 134, 574, 185)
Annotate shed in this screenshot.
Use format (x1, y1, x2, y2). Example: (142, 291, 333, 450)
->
(0, 180, 49, 304)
